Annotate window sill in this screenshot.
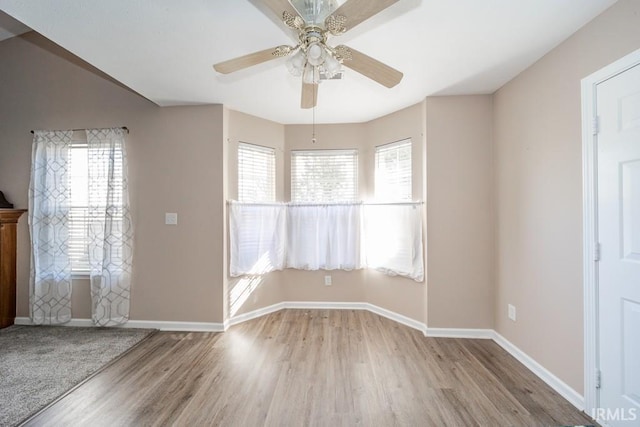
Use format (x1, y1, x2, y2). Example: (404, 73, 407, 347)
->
(71, 272, 90, 280)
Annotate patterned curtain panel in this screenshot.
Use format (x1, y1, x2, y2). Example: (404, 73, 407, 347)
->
(86, 128, 133, 326)
(28, 130, 73, 324)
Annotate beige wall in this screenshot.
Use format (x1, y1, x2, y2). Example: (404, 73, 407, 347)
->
(227, 110, 285, 201)
(0, 33, 227, 323)
(229, 107, 428, 323)
(493, 0, 640, 393)
(281, 107, 427, 322)
(426, 96, 495, 329)
(363, 103, 428, 323)
(285, 123, 368, 200)
(366, 102, 427, 202)
(228, 97, 496, 329)
(226, 109, 286, 317)
(228, 98, 496, 329)
(281, 123, 370, 310)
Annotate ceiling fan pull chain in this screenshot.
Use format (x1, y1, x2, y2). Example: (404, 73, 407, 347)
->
(312, 79, 317, 144)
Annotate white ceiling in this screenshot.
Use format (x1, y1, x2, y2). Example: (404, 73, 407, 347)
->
(0, 0, 617, 124)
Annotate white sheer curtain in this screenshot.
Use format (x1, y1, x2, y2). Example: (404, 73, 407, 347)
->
(363, 203, 424, 281)
(286, 203, 362, 271)
(228, 202, 423, 281)
(28, 130, 73, 324)
(86, 128, 133, 326)
(229, 201, 286, 276)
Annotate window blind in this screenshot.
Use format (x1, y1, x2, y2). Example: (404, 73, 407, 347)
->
(238, 142, 276, 202)
(375, 139, 412, 202)
(69, 144, 90, 274)
(68, 142, 125, 274)
(291, 149, 358, 202)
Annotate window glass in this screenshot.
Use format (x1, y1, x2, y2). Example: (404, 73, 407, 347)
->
(374, 139, 412, 202)
(291, 149, 358, 202)
(238, 142, 276, 202)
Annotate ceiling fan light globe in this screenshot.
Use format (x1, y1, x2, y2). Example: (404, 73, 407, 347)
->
(308, 43, 323, 59)
(291, 50, 305, 67)
(324, 54, 341, 76)
(287, 62, 303, 77)
(286, 51, 305, 76)
(307, 43, 326, 66)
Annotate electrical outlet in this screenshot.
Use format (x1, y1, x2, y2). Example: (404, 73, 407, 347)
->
(324, 275, 332, 286)
(165, 213, 178, 225)
(508, 304, 516, 321)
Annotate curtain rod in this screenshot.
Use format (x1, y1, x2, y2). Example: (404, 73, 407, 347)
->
(227, 201, 424, 207)
(30, 126, 129, 134)
(361, 201, 424, 206)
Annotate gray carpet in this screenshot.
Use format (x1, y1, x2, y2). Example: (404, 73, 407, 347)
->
(0, 325, 155, 427)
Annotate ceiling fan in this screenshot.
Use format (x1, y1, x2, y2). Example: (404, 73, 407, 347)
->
(213, 0, 404, 109)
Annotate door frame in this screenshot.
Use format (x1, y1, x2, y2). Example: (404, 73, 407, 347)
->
(581, 47, 640, 418)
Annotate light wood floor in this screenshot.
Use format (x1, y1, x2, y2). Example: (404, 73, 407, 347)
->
(25, 309, 595, 426)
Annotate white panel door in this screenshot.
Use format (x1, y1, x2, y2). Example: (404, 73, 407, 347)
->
(597, 62, 640, 427)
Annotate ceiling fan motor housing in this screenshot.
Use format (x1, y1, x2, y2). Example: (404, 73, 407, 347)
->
(299, 27, 326, 51)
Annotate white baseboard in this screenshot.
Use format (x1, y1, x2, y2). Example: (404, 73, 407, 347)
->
(226, 302, 286, 328)
(14, 317, 225, 332)
(363, 303, 428, 333)
(425, 327, 494, 339)
(15, 317, 95, 327)
(125, 320, 224, 332)
(227, 301, 429, 334)
(491, 331, 585, 411)
(284, 301, 369, 310)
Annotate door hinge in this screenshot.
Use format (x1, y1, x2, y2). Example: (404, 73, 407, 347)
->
(596, 370, 601, 389)
(592, 116, 600, 135)
(594, 242, 601, 262)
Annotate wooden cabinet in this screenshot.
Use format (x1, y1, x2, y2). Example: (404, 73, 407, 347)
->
(0, 209, 26, 328)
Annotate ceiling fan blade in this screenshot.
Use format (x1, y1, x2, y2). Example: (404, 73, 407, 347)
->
(325, 0, 400, 34)
(213, 45, 294, 74)
(301, 82, 318, 109)
(337, 45, 403, 88)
